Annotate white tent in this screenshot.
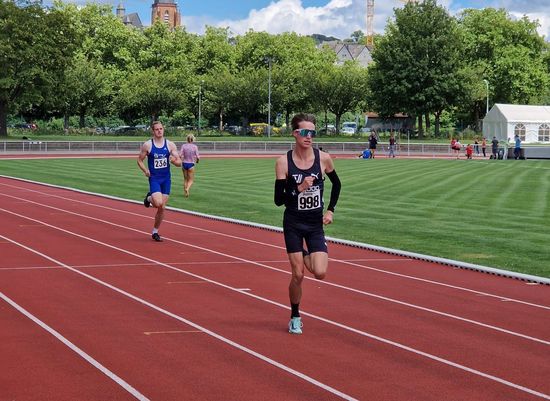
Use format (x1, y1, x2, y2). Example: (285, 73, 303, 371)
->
(482, 104, 550, 144)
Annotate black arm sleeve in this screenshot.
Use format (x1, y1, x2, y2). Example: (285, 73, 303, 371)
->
(325, 170, 341, 212)
(274, 179, 286, 206)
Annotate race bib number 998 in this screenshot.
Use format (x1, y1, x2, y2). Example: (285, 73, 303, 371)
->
(154, 157, 168, 169)
(298, 187, 321, 210)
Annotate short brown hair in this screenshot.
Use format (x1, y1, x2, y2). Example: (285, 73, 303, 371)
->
(151, 121, 163, 128)
(291, 113, 316, 131)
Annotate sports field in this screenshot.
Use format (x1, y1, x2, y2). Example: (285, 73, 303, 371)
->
(0, 156, 548, 278)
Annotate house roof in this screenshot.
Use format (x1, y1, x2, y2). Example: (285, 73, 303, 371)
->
(122, 12, 143, 28)
(486, 104, 550, 123)
(318, 41, 372, 67)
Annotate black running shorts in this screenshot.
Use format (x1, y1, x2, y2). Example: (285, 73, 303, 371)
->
(283, 210, 328, 254)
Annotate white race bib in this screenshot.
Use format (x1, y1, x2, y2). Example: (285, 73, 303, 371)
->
(154, 157, 168, 169)
(298, 186, 321, 210)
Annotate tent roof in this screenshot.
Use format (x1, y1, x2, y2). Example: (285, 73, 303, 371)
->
(489, 104, 550, 122)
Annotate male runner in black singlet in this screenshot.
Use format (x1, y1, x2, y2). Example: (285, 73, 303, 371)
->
(274, 113, 341, 334)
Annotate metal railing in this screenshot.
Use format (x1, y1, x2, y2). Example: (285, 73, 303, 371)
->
(2, 140, 550, 158)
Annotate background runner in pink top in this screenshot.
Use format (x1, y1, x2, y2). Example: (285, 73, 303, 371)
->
(179, 134, 200, 197)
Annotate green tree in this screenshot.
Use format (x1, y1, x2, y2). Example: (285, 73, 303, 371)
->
(459, 8, 549, 122)
(195, 26, 236, 75)
(0, 0, 80, 136)
(116, 68, 189, 123)
(224, 67, 267, 129)
(349, 30, 365, 43)
(203, 67, 233, 131)
(60, 55, 115, 129)
(367, 0, 464, 136)
(310, 61, 369, 134)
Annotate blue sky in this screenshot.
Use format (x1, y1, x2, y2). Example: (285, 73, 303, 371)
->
(78, 0, 550, 39)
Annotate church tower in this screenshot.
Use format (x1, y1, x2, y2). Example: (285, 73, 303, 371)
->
(151, 0, 181, 29)
(116, 2, 125, 18)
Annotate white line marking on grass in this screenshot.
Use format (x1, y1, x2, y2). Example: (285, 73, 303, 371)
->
(2, 217, 550, 400)
(0, 291, 150, 401)
(0, 234, 358, 401)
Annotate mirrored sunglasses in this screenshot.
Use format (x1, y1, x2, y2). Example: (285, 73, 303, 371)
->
(295, 128, 317, 137)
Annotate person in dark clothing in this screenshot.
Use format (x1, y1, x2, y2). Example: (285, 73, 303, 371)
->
(491, 136, 499, 159)
(368, 133, 378, 158)
(274, 113, 341, 335)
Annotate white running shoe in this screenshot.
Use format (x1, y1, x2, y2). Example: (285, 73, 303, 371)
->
(288, 317, 303, 334)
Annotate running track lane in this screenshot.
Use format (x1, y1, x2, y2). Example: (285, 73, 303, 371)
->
(1, 177, 549, 401)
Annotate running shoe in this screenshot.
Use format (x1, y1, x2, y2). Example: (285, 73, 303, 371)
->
(152, 232, 162, 242)
(143, 192, 151, 208)
(288, 317, 303, 334)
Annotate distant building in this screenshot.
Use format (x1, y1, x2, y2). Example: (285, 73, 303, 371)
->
(319, 41, 373, 67)
(116, 2, 143, 28)
(115, 0, 181, 29)
(151, 0, 181, 29)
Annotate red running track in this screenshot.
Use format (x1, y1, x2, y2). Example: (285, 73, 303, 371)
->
(0, 176, 549, 401)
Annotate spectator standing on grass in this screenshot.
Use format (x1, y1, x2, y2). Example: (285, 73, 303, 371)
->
(388, 133, 396, 158)
(491, 136, 499, 159)
(137, 121, 182, 242)
(179, 134, 200, 197)
(368, 132, 378, 158)
(481, 137, 487, 158)
(274, 113, 341, 335)
(514, 134, 522, 159)
(451, 138, 461, 159)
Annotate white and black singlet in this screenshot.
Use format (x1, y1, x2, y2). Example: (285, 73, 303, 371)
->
(283, 148, 327, 254)
(285, 148, 324, 219)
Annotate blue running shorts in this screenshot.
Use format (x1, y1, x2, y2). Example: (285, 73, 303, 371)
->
(149, 176, 171, 195)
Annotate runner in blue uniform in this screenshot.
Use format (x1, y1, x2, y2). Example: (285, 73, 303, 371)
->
(274, 113, 341, 334)
(137, 121, 182, 242)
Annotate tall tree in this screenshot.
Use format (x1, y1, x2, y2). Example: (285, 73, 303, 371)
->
(0, 0, 80, 136)
(367, 0, 464, 137)
(459, 8, 549, 122)
(310, 61, 369, 134)
(116, 68, 188, 123)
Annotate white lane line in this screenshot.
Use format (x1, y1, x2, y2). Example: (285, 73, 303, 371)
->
(2, 217, 550, 400)
(0, 266, 61, 271)
(0, 234, 358, 401)
(0, 291, 150, 401)
(1, 183, 546, 311)
(2, 202, 548, 346)
(0, 260, 284, 272)
(143, 330, 202, 335)
(332, 258, 550, 311)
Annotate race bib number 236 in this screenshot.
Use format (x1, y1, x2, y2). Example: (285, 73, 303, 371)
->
(154, 157, 168, 169)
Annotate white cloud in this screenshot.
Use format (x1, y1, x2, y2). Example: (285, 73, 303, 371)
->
(184, 0, 411, 40)
(182, 0, 549, 41)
